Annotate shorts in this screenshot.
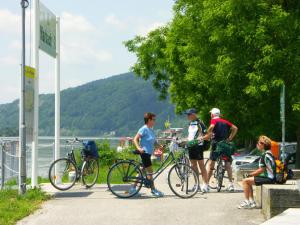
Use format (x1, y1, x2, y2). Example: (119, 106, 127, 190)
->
(188, 145, 204, 160)
(254, 176, 275, 186)
(140, 153, 152, 168)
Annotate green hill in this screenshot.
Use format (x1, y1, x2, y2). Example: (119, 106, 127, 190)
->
(0, 72, 185, 137)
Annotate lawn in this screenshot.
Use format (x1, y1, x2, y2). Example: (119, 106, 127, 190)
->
(0, 188, 51, 225)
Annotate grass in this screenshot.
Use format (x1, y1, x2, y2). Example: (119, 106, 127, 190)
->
(0, 188, 51, 225)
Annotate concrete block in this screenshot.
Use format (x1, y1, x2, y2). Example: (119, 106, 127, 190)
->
(254, 185, 262, 208)
(261, 183, 300, 219)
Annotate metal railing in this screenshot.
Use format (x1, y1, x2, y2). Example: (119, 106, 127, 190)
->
(0, 140, 55, 189)
(1, 141, 19, 189)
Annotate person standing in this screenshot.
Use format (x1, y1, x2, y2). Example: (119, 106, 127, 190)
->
(203, 108, 238, 192)
(132, 112, 164, 197)
(184, 108, 209, 192)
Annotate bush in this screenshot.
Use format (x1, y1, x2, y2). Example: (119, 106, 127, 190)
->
(97, 140, 118, 166)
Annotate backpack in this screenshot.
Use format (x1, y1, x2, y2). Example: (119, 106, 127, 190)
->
(187, 119, 211, 150)
(274, 159, 289, 184)
(266, 152, 288, 184)
(82, 140, 99, 159)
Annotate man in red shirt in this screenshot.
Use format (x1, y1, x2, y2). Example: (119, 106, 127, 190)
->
(202, 108, 238, 192)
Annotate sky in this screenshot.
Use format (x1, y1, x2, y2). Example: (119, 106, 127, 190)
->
(0, 0, 174, 104)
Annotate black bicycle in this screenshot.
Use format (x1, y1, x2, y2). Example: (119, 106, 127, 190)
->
(107, 138, 199, 199)
(208, 141, 235, 192)
(49, 138, 100, 191)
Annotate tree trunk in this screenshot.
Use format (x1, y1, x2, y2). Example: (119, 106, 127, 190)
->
(296, 126, 300, 169)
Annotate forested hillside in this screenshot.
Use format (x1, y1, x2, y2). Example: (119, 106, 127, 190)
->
(0, 73, 186, 137)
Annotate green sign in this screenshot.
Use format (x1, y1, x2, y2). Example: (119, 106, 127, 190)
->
(39, 2, 56, 58)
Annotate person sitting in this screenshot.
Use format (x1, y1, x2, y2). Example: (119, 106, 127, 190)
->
(238, 135, 276, 209)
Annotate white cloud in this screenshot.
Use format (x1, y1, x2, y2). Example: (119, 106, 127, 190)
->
(60, 11, 112, 65)
(0, 9, 20, 34)
(105, 14, 126, 30)
(137, 22, 165, 36)
(61, 11, 97, 34)
(0, 55, 19, 66)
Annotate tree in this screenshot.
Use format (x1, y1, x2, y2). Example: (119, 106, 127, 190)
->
(125, 0, 300, 167)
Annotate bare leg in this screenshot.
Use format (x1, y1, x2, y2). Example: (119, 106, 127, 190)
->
(225, 161, 233, 182)
(242, 177, 255, 200)
(190, 160, 199, 177)
(145, 166, 154, 189)
(207, 160, 215, 183)
(198, 160, 208, 184)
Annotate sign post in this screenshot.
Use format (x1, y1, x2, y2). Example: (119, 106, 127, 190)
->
(280, 83, 286, 161)
(31, 0, 60, 188)
(31, 0, 40, 188)
(55, 16, 60, 167)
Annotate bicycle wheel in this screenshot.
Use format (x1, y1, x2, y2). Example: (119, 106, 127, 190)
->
(49, 158, 77, 191)
(216, 159, 225, 192)
(107, 160, 143, 198)
(168, 163, 199, 198)
(81, 158, 99, 188)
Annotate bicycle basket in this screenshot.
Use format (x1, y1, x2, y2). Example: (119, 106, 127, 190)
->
(216, 141, 236, 157)
(81, 140, 99, 159)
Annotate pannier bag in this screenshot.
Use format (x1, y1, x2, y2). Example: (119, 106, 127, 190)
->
(82, 140, 99, 158)
(216, 141, 236, 158)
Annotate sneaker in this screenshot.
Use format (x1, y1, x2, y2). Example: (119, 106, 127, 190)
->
(249, 201, 256, 209)
(151, 189, 164, 197)
(189, 185, 200, 192)
(238, 200, 252, 209)
(227, 184, 234, 192)
(202, 184, 210, 193)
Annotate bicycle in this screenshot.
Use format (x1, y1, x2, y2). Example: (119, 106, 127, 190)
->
(107, 138, 199, 199)
(208, 141, 235, 192)
(49, 138, 100, 191)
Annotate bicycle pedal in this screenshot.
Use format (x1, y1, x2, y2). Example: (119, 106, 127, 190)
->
(175, 184, 181, 187)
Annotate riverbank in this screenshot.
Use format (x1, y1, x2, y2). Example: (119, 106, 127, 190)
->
(0, 188, 50, 225)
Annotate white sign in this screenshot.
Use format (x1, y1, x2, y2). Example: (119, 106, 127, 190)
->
(39, 2, 56, 58)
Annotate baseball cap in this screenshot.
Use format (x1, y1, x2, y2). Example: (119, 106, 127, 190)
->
(184, 108, 197, 115)
(210, 108, 221, 116)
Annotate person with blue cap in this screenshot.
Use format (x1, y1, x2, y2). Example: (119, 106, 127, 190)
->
(184, 108, 209, 193)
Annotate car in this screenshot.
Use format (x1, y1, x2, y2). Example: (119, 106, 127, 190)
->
(232, 142, 297, 171)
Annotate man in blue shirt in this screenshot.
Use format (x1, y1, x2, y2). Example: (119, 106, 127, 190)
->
(132, 112, 164, 197)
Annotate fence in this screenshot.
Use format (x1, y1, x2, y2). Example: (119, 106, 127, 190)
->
(0, 140, 20, 189)
(0, 139, 55, 189)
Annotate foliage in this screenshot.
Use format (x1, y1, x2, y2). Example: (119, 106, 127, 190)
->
(97, 140, 118, 166)
(0, 73, 184, 137)
(0, 188, 50, 225)
(125, 0, 300, 145)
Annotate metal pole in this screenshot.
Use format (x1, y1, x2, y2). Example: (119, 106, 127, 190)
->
(1, 145, 5, 190)
(54, 17, 60, 167)
(281, 84, 286, 161)
(19, 0, 29, 195)
(31, 0, 39, 188)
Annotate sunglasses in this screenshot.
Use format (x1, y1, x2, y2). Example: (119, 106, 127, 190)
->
(258, 141, 264, 145)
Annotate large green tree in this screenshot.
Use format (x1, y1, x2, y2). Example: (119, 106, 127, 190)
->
(125, 0, 300, 167)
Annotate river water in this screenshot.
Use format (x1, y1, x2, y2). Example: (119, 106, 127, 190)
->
(0, 137, 120, 179)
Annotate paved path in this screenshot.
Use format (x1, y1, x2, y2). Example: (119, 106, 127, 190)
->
(18, 169, 265, 225)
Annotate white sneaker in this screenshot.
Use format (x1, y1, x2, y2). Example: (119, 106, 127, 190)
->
(202, 184, 210, 193)
(227, 184, 234, 192)
(249, 201, 256, 209)
(238, 200, 252, 209)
